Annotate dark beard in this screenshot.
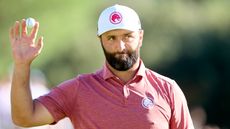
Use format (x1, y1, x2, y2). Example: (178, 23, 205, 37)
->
(102, 45, 139, 71)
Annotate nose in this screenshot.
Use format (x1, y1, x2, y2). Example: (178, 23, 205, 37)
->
(117, 39, 126, 52)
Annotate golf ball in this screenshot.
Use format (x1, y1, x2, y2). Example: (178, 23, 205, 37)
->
(26, 17, 36, 28)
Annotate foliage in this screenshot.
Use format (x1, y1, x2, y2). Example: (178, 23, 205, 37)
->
(0, 0, 229, 127)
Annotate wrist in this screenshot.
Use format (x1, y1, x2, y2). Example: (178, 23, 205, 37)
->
(13, 62, 31, 70)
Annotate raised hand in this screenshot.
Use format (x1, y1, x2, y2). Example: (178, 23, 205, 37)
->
(9, 19, 43, 66)
(9, 19, 55, 126)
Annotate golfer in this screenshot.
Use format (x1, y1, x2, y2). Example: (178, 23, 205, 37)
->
(9, 4, 194, 129)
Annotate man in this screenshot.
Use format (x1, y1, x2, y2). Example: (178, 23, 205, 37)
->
(9, 4, 194, 129)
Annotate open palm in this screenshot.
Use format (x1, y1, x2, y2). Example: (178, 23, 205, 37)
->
(9, 19, 43, 66)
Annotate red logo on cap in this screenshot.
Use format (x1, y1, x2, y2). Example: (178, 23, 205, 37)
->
(110, 12, 122, 24)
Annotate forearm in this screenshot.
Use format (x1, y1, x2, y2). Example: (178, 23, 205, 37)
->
(9, 19, 52, 127)
(11, 64, 34, 126)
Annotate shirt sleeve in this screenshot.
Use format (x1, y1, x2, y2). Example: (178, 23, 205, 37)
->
(35, 78, 79, 123)
(169, 81, 195, 129)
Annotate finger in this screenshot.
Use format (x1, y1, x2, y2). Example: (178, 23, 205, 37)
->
(9, 27, 15, 46)
(30, 21, 39, 39)
(21, 19, 27, 37)
(36, 36, 44, 54)
(9, 27, 14, 40)
(14, 21, 20, 38)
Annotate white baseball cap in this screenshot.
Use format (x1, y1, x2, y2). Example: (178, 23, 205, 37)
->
(97, 4, 141, 36)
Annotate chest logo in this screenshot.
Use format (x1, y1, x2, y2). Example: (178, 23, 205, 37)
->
(142, 97, 154, 109)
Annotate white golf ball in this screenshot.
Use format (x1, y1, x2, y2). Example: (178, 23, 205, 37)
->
(26, 17, 36, 28)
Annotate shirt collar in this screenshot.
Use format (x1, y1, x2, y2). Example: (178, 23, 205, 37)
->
(100, 59, 146, 81)
(135, 59, 146, 78)
(101, 63, 115, 80)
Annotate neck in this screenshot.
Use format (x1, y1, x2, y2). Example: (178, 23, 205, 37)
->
(107, 58, 140, 83)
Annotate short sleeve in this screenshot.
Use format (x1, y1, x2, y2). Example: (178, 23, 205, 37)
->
(169, 81, 195, 129)
(35, 78, 79, 123)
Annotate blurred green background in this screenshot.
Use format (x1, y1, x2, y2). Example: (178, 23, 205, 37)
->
(1, 0, 229, 128)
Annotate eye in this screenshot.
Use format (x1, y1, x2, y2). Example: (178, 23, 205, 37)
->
(124, 34, 134, 41)
(107, 36, 115, 41)
(128, 34, 134, 38)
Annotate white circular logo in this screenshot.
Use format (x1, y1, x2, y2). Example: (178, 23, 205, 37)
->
(109, 12, 122, 24)
(142, 97, 154, 109)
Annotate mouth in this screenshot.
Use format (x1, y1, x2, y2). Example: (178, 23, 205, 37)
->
(115, 53, 128, 59)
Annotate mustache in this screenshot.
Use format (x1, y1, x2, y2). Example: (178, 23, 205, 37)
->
(101, 44, 139, 71)
(112, 50, 129, 55)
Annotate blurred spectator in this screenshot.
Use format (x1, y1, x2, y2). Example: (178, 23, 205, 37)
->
(0, 69, 73, 129)
(0, 75, 17, 129)
(191, 106, 220, 129)
(191, 106, 206, 129)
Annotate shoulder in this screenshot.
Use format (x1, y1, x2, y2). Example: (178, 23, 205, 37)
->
(57, 72, 96, 87)
(46, 73, 96, 101)
(145, 68, 176, 87)
(75, 72, 99, 84)
(61, 72, 102, 91)
(145, 68, 187, 105)
(145, 68, 185, 97)
(146, 68, 187, 97)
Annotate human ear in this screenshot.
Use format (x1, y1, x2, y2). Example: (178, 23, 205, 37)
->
(138, 30, 144, 47)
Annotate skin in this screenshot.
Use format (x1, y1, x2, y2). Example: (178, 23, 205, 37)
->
(9, 19, 144, 127)
(100, 29, 144, 83)
(9, 19, 54, 127)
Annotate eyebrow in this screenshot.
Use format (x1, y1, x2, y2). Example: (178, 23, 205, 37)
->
(124, 32, 133, 35)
